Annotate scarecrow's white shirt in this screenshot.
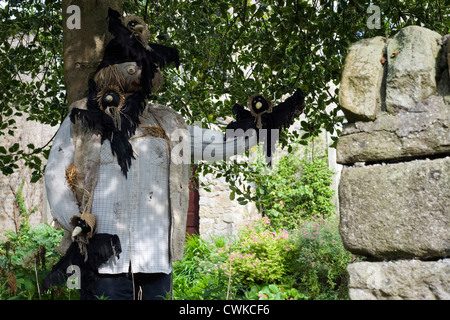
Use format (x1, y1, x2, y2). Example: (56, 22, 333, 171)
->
(45, 113, 257, 275)
(93, 114, 171, 274)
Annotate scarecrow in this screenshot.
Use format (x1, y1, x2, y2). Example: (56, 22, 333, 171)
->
(44, 8, 305, 300)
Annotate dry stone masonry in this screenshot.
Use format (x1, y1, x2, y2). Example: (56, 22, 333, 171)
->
(337, 26, 450, 300)
(0, 116, 56, 239)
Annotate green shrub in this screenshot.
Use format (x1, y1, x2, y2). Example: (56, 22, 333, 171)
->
(220, 215, 292, 286)
(290, 215, 359, 299)
(172, 213, 359, 300)
(244, 284, 307, 300)
(255, 154, 335, 231)
(172, 234, 233, 300)
(0, 181, 71, 300)
(0, 223, 69, 300)
(172, 217, 295, 300)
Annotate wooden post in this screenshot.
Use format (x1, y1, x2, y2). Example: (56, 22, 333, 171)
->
(62, 0, 123, 106)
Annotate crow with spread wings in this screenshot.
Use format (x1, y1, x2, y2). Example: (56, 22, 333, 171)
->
(96, 8, 180, 96)
(226, 88, 306, 161)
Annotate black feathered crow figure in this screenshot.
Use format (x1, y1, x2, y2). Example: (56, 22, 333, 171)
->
(226, 88, 305, 162)
(97, 8, 180, 96)
(43, 213, 122, 300)
(70, 79, 146, 177)
(122, 11, 180, 69)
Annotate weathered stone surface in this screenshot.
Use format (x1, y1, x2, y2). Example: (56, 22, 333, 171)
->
(338, 26, 450, 301)
(348, 259, 450, 300)
(386, 26, 442, 113)
(0, 116, 56, 240)
(339, 157, 450, 260)
(437, 63, 450, 104)
(339, 36, 386, 122)
(447, 37, 450, 78)
(199, 173, 257, 238)
(336, 95, 450, 165)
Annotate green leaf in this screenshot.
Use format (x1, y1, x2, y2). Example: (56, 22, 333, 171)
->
(30, 174, 41, 183)
(8, 143, 19, 153)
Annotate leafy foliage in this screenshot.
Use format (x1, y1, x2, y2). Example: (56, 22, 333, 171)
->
(0, 181, 70, 299)
(0, 222, 72, 300)
(254, 147, 335, 230)
(0, 1, 65, 179)
(172, 213, 360, 300)
(221, 215, 292, 286)
(290, 215, 357, 299)
(244, 283, 306, 300)
(172, 234, 233, 300)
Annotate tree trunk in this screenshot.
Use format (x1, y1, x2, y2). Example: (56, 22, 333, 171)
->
(62, 0, 123, 106)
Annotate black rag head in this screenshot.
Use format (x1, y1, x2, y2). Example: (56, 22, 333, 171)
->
(250, 95, 271, 114)
(246, 94, 273, 129)
(94, 8, 158, 96)
(74, 217, 92, 235)
(94, 62, 148, 94)
(123, 14, 150, 45)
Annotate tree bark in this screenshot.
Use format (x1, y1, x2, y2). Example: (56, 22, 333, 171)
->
(62, 0, 123, 106)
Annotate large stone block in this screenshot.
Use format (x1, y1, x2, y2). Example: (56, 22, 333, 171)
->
(348, 259, 450, 300)
(339, 36, 386, 122)
(339, 157, 450, 260)
(337, 95, 450, 164)
(386, 26, 442, 113)
(447, 37, 450, 78)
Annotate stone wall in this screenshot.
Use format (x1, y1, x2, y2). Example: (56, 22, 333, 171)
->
(0, 116, 56, 240)
(199, 172, 258, 239)
(337, 26, 449, 300)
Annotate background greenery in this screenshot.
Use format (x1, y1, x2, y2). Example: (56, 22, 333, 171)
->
(171, 147, 354, 300)
(244, 141, 335, 230)
(0, 183, 72, 300)
(172, 213, 358, 300)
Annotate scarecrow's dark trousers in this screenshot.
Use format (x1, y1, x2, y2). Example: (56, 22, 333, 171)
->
(93, 272, 172, 300)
